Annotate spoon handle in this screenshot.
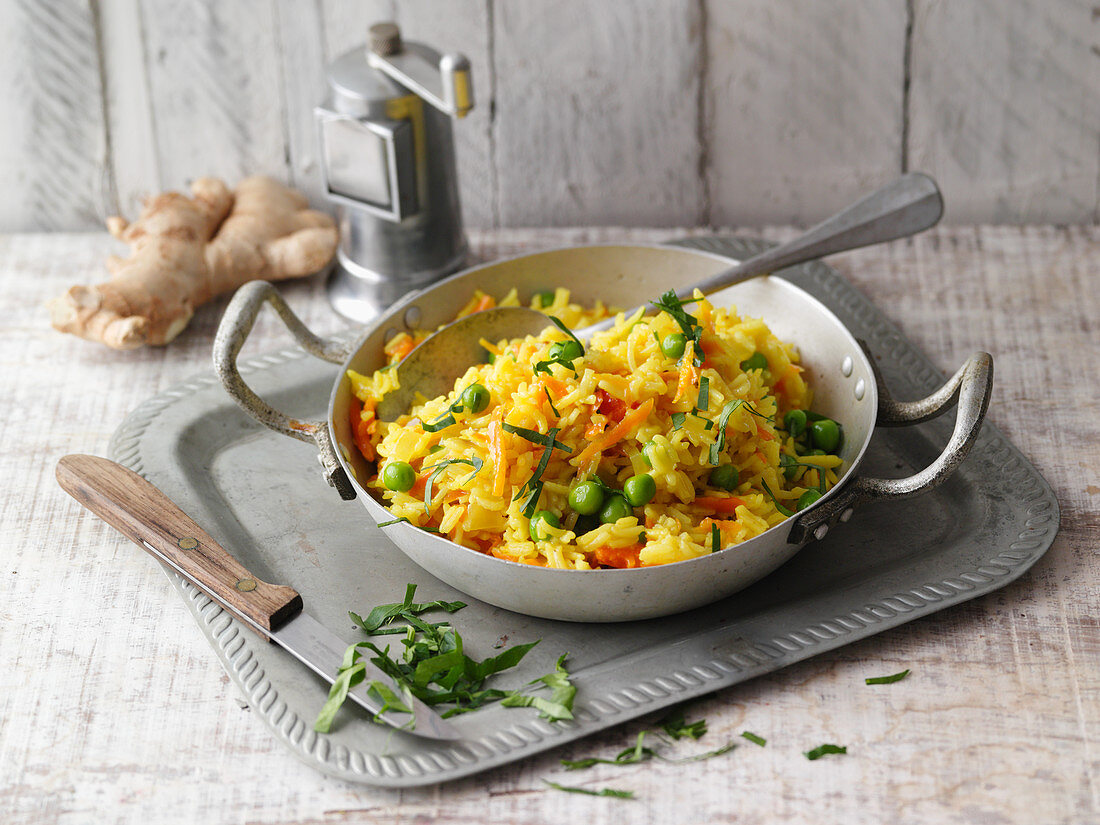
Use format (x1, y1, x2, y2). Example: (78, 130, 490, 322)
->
(578, 173, 942, 337)
(689, 172, 942, 296)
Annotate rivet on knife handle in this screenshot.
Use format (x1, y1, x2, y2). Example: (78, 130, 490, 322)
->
(56, 454, 302, 637)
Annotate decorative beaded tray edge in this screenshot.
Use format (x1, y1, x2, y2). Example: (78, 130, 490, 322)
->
(107, 236, 1059, 787)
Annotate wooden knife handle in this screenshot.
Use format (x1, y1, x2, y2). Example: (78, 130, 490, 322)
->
(56, 454, 302, 637)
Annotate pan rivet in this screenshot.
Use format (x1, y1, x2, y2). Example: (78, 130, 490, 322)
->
(404, 305, 421, 328)
(854, 378, 866, 400)
(840, 508, 854, 522)
(841, 356, 853, 377)
(177, 536, 198, 550)
(236, 579, 257, 592)
(813, 524, 829, 541)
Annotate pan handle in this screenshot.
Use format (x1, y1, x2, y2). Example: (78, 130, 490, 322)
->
(213, 281, 357, 500)
(788, 352, 993, 543)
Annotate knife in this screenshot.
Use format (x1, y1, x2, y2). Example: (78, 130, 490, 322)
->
(56, 454, 461, 741)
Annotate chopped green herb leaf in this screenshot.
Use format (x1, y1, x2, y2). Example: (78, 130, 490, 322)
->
(563, 727, 737, 771)
(661, 742, 737, 763)
(741, 731, 767, 747)
(423, 458, 483, 513)
(670, 412, 687, 431)
(350, 583, 465, 632)
(543, 781, 635, 799)
(317, 585, 562, 731)
(708, 399, 773, 465)
(422, 412, 457, 433)
(546, 315, 585, 353)
(504, 424, 571, 518)
(313, 643, 417, 733)
(865, 669, 910, 685)
(501, 653, 576, 721)
(543, 386, 561, 416)
(561, 731, 654, 770)
(651, 290, 703, 366)
(533, 320, 586, 377)
(658, 706, 707, 740)
(804, 743, 847, 761)
(376, 517, 411, 528)
(759, 479, 795, 517)
(421, 381, 494, 432)
(697, 376, 710, 412)
(502, 423, 572, 453)
(711, 522, 721, 552)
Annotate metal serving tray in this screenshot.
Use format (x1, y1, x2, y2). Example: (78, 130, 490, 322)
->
(108, 237, 1059, 787)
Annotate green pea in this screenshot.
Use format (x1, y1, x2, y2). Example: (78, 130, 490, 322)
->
(623, 474, 657, 506)
(783, 461, 802, 481)
(599, 494, 633, 524)
(784, 409, 807, 437)
(485, 352, 497, 365)
(797, 489, 822, 511)
(548, 340, 583, 363)
(460, 382, 490, 414)
(568, 480, 605, 516)
(529, 510, 560, 541)
(382, 461, 415, 492)
(810, 448, 826, 456)
(535, 290, 555, 308)
(660, 332, 687, 360)
(709, 464, 739, 491)
(809, 418, 841, 453)
(740, 351, 768, 372)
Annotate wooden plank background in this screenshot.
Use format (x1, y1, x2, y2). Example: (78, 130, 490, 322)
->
(0, 0, 1097, 231)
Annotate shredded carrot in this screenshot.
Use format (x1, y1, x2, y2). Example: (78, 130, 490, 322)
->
(479, 337, 502, 356)
(572, 397, 655, 465)
(592, 544, 643, 569)
(584, 413, 608, 439)
(472, 293, 495, 313)
(488, 407, 507, 497)
(348, 397, 376, 461)
(389, 336, 416, 362)
(541, 376, 569, 398)
(694, 496, 747, 514)
(674, 342, 698, 402)
(754, 423, 774, 441)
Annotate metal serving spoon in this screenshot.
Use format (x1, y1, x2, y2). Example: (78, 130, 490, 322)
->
(376, 173, 943, 422)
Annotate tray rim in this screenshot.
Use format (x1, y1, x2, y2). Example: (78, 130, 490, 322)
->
(108, 236, 1060, 787)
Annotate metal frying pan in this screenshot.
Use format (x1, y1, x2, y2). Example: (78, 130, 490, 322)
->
(214, 243, 992, 622)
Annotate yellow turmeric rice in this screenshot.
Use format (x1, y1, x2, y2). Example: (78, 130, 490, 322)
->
(346, 287, 844, 570)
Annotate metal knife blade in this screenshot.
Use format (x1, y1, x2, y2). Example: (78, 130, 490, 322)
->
(56, 454, 461, 741)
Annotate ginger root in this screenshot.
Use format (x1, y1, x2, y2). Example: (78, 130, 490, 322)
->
(49, 176, 338, 350)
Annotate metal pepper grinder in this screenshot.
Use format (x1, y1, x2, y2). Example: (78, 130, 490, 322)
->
(316, 22, 473, 322)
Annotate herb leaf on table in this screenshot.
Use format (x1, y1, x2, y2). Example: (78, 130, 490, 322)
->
(314, 584, 575, 732)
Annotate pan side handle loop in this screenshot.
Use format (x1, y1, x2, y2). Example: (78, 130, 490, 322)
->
(213, 281, 357, 500)
(789, 352, 993, 543)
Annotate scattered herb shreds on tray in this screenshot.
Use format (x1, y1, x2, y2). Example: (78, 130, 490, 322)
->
(658, 706, 707, 740)
(560, 708, 736, 772)
(544, 782, 635, 799)
(804, 743, 848, 761)
(865, 668, 911, 685)
(314, 584, 575, 733)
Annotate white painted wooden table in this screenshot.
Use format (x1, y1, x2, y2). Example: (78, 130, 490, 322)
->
(2, 226, 1098, 824)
